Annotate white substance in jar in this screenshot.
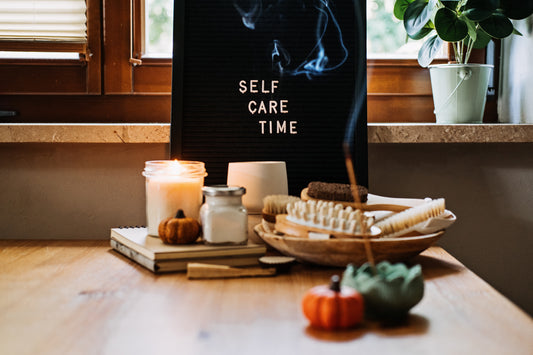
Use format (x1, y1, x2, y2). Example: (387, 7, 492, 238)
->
(200, 186, 248, 245)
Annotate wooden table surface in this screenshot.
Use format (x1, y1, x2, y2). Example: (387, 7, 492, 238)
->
(1, 240, 532, 355)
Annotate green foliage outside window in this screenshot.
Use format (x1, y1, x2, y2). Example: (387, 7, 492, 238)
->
(146, 0, 173, 55)
(144, 0, 420, 58)
(367, 0, 412, 55)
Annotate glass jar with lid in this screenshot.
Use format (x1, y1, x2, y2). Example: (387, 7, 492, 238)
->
(200, 185, 248, 245)
(142, 160, 206, 237)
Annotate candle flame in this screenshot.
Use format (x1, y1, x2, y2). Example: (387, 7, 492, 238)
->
(166, 160, 186, 175)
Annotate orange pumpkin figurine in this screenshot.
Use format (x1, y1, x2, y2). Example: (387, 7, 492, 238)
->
(302, 275, 364, 330)
(158, 209, 201, 244)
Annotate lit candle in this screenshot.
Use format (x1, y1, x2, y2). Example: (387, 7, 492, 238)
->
(143, 160, 206, 236)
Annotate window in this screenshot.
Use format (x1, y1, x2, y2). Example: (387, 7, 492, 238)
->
(368, 0, 423, 59)
(0, 0, 170, 123)
(0, 0, 99, 94)
(366, 0, 497, 123)
(0, 0, 495, 123)
(143, 0, 173, 58)
(367, 0, 447, 122)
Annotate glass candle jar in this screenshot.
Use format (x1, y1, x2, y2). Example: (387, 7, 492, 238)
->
(142, 160, 206, 237)
(200, 186, 248, 245)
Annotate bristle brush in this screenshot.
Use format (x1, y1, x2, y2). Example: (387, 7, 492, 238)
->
(375, 198, 446, 238)
(275, 200, 379, 239)
(262, 195, 301, 233)
(262, 195, 301, 222)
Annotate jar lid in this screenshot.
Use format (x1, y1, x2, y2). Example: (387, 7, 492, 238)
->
(202, 185, 246, 196)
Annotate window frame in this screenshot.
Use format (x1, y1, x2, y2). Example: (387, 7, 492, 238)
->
(0, 0, 497, 124)
(0, 0, 101, 94)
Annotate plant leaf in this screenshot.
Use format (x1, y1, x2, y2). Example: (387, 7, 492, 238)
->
(409, 26, 434, 40)
(435, 7, 468, 42)
(441, 1, 460, 10)
(472, 28, 492, 49)
(500, 0, 533, 20)
(394, 0, 415, 20)
(463, 16, 478, 42)
(418, 33, 443, 67)
(463, 8, 493, 21)
(479, 13, 514, 38)
(404, 0, 434, 39)
(512, 27, 523, 36)
(465, 0, 499, 11)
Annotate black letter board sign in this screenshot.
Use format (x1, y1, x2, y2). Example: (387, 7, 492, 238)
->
(171, 0, 367, 194)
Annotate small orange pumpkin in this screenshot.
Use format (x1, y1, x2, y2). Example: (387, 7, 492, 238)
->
(302, 275, 364, 330)
(158, 209, 201, 244)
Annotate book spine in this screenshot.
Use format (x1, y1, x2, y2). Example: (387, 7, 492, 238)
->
(154, 247, 267, 261)
(110, 239, 157, 272)
(110, 228, 266, 261)
(110, 228, 156, 259)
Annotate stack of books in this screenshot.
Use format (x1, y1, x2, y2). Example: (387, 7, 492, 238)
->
(110, 227, 266, 273)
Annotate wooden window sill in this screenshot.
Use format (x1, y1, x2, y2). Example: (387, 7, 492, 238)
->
(0, 123, 532, 144)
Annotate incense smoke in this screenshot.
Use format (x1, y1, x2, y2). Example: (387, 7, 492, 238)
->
(234, 0, 348, 79)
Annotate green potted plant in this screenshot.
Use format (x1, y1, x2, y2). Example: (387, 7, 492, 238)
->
(393, 0, 533, 123)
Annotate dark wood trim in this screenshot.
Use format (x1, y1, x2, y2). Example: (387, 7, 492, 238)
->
(367, 58, 449, 67)
(368, 65, 432, 95)
(0, 92, 498, 124)
(0, 65, 88, 93)
(103, 0, 133, 93)
(0, 94, 170, 123)
(0, 58, 84, 66)
(132, 0, 144, 59)
(137, 57, 172, 65)
(133, 65, 172, 92)
(368, 94, 435, 123)
(86, 0, 102, 93)
(0, 41, 87, 53)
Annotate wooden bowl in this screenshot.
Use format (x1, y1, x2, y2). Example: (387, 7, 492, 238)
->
(253, 224, 444, 267)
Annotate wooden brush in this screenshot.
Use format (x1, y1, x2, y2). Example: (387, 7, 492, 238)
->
(262, 195, 300, 233)
(187, 263, 276, 279)
(275, 200, 380, 239)
(375, 198, 446, 238)
(262, 195, 301, 221)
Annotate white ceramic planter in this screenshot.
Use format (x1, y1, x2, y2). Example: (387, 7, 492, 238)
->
(429, 64, 493, 124)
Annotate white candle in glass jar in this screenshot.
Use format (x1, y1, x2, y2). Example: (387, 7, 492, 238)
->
(143, 160, 206, 236)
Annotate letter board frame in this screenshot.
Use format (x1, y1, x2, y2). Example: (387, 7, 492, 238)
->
(170, 0, 368, 194)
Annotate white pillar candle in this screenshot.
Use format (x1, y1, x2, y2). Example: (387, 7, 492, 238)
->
(143, 160, 206, 237)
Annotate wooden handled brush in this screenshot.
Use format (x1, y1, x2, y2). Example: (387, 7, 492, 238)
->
(262, 195, 301, 223)
(301, 188, 426, 212)
(274, 200, 381, 239)
(261, 195, 301, 233)
(375, 198, 447, 238)
(187, 263, 276, 279)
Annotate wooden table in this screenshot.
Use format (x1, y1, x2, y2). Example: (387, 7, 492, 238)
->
(1, 240, 532, 355)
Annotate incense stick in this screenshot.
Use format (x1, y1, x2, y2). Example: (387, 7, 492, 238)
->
(344, 145, 376, 269)
(342, 0, 373, 269)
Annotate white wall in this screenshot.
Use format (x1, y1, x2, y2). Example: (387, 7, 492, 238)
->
(499, 16, 533, 123)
